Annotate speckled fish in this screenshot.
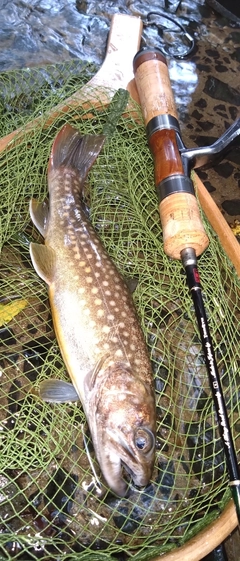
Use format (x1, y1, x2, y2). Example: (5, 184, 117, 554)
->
(29, 124, 156, 496)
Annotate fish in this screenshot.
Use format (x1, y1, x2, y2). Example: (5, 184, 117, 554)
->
(29, 124, 156, 496)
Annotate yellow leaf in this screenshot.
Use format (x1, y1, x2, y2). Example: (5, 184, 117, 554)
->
(0, 299, 28, 327)
(230, 220, 240, 237)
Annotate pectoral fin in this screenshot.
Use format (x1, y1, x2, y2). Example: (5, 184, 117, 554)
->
(30, 242, 56, 285)
(39, 379, 79, 402)
(30, 198, 49, 237)
(84, 354, 110, 393)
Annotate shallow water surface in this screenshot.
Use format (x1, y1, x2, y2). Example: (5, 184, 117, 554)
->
(0, 0, 240, 225)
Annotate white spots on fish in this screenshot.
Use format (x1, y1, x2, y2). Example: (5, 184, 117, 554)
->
(62, 212, 70, 220)
(97, 309, 105, 319)
(94, 298, 102, 306)
(102, 325, 111, 334)
(115, 349, 124, 358)
(78, 287, 85, 295)
(50, 176, 145, 369)
(134, 358, 142, 366)
(107, 314, 115, 322)
(91, 287, 99, 295)
(74, 226, 84, 234)
(111, 336, 119, 344)
(69, 231, 76, 239)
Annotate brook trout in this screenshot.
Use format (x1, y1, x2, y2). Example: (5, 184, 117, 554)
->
(29, 124, 156, 496)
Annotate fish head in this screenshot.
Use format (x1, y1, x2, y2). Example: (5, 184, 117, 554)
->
(86, 361, 156, 496)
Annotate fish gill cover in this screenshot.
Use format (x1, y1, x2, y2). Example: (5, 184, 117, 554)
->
(0, 60, 240, 560)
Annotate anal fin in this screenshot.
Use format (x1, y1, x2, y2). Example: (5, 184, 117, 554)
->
(84, 354, 110, 393)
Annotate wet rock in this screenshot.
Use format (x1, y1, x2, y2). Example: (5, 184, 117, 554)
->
(222, 198, 240, 215)
(186, 422, 225, 484)
(0, 327, 16, 346)
(195, 97, 207, 109)
(203, 75, 240, 105)
(45, 468, 78, 521)
(214, 162, 234, 178)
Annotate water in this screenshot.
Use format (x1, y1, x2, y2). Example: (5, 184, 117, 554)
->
(0, 0, 240, 226)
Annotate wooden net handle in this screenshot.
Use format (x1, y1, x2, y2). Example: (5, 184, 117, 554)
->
(193, 171, 240, 277)
(133, 49, 209, 260)
(0, 14, 142, 153)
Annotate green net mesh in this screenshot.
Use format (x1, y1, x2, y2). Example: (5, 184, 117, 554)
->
(0, 60, 240, 561)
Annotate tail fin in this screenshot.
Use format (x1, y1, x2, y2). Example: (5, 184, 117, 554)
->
(48, 124, 105, 178)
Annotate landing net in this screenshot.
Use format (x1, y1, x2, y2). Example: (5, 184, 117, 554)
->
(0, 60, 240, 560)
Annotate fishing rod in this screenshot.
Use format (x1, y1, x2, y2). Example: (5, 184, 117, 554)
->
(133, 47, 240, 522)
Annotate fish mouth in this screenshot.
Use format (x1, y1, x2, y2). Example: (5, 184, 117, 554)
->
(121, 456, 152, 489)
(102, 453, 151, 497)
(101, 452, 128, 497)
(98, 431, 154, 496)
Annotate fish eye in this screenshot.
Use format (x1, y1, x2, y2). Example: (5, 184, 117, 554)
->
(134, 428, 155, 454)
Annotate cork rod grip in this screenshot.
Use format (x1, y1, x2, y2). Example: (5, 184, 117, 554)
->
(133, 50, 178, 123)
(133, 49, 209, 260)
